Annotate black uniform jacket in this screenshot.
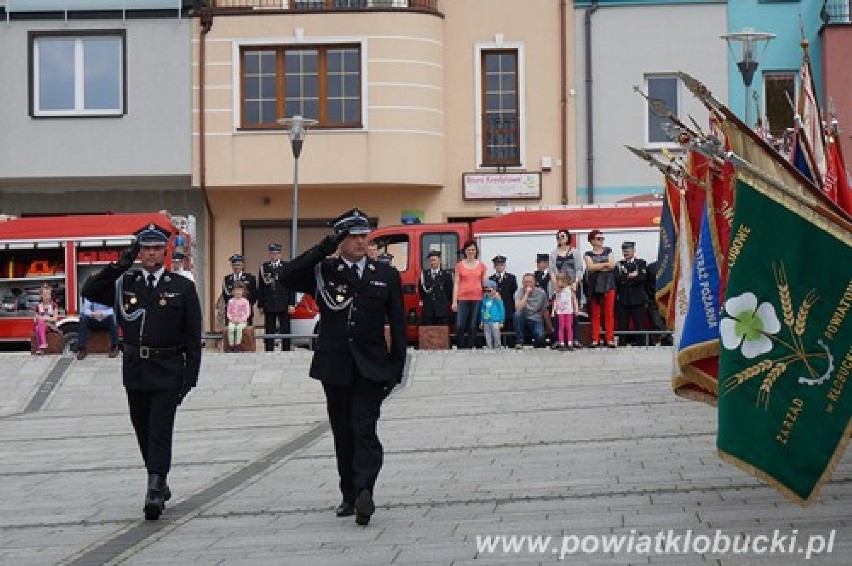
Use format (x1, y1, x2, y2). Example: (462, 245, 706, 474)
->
(258, 260, 296, 312)
(418, 268, 453, 319)
(280, 245, 406, 387)
(221, 271, 258, 309)
(489, 272, 518, 314)
(534, 270, 551, 293)
(82, 264, 202, 391)
(615, 258, 649, 307)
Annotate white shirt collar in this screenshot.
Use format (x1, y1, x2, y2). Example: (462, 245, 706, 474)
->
(143, 266, 165, 287)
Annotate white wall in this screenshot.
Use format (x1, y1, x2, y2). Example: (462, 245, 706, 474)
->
(0, 18, 191, 177)
(573, 3, 727, 202)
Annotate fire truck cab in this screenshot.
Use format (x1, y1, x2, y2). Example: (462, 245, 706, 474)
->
(0, 212, 191, 351)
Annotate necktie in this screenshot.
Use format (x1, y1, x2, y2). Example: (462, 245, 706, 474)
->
(351, 262, 360, 279)
(147, 273, 155, 292)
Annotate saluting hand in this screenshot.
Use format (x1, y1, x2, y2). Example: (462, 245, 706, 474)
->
(318, 230, 348, 256)
(117, 239, 141, 271)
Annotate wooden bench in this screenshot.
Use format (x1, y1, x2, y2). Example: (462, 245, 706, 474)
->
(418, 325, 450, 350)
(30, 330, 64, 355)
(222, 326, 255, 352)
(78, 330, 115, 354)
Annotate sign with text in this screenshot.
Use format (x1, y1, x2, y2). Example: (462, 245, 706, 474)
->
(462, 173, 542, 201)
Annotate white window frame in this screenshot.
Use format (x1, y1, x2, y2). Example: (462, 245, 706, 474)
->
(473, 41, 526, 170)
(644, 74, 680, 149)
(32, 33, 125, 117)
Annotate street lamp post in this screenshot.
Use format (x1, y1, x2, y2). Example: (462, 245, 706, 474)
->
(721, 28, 775, 128)
(277, 115, 317, 260)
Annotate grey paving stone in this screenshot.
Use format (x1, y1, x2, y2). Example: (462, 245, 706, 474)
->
(0, 348, 848, 565)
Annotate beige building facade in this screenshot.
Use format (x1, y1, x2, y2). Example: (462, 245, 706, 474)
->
(192, 0, 574, 322)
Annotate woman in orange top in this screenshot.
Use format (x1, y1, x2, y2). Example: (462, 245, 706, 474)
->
(451, 240, 488, 349)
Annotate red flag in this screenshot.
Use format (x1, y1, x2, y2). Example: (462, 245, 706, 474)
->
(826, 134, 852, 216)
(685, 152, 708, 250)
(709, 117, 735, 299)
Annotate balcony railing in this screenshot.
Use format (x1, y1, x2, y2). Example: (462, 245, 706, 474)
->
(822, 0, 851, 24)
(204, 0, 439, 11)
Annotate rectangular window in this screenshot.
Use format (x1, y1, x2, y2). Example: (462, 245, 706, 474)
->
(645, 74, 679, 146)
(481, 50, 520, 167)
(421, 233, 460, 271)
(30, 31, 125, 117)
(764, 72, 796, 138)
(241, 44, 361, 129)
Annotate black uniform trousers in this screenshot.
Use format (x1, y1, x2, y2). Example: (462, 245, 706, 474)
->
(264, 311, 291, 352)
(126, 387, 181, 478)
(616, 304, 647, 346)
(322, 372, 386, 504)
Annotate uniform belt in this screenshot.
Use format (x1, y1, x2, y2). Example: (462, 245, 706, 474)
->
(124, 344, 183, 359)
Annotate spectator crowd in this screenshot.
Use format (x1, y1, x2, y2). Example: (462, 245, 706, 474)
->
(419, 229, 666, 350)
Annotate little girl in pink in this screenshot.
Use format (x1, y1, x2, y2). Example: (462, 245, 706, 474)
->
(33, 285, 59, 353)
(226, 282, 251, 351)
(551, 273, 578, 351)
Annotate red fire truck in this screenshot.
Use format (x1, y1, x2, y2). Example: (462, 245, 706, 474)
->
(369, 203, 662, 343)
(0, 212, 191, 350)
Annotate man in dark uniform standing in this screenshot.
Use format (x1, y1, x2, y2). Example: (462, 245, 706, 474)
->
(533, 253, 552, 292)
(489, 255, 518, 348)
(614, 241, 648, 346)
(280, 208, 406, 527)
(82, 223, 202, 521)
(222, 254, 258, 326)
(418, 250, 453, 325)
(533, 253, 554, 342)
(258, 242, 296, 352)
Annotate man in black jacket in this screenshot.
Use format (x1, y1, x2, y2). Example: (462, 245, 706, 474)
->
(614, 241, 648, 346)
(418, 250, 453, 325)
(82, 223, 202, 521)
(221, 254, 257, 326)
(258, 242, 296, 351)
(280, 208, 406, 526)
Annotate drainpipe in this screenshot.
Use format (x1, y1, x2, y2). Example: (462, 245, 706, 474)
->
(560, 0, 568, 204)
(584, 1, 599, 203)
(197, 7, 216, 330)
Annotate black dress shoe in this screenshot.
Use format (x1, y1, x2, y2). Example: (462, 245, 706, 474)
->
(355, 489, 375, 526)
(335, 501, 355, 517)
(143, 474, 165, 520)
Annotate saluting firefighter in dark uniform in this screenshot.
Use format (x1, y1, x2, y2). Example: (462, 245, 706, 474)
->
(221, 254, 258, 326)
(418, 250, 453, 325)
(614, 241, 648, 346)
(82, 223, 202, 521)
(280, 208, 406, 527)
(258, 242, 296, 352)
(489, 255, 518, 348)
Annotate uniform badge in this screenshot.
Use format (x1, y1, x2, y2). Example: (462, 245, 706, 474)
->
(163, 275, 171, 283)
(159, 298, 167, 306)
(337, 264, 345, 272)
(368, 264, 376, 272)
(336, 294, 345, 303)
(130, 297, 137, 305)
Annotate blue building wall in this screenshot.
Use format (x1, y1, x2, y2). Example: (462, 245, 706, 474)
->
(727, 0, 824, 123)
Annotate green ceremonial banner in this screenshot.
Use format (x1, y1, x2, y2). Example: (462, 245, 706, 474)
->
(718, 173, 852, 506)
